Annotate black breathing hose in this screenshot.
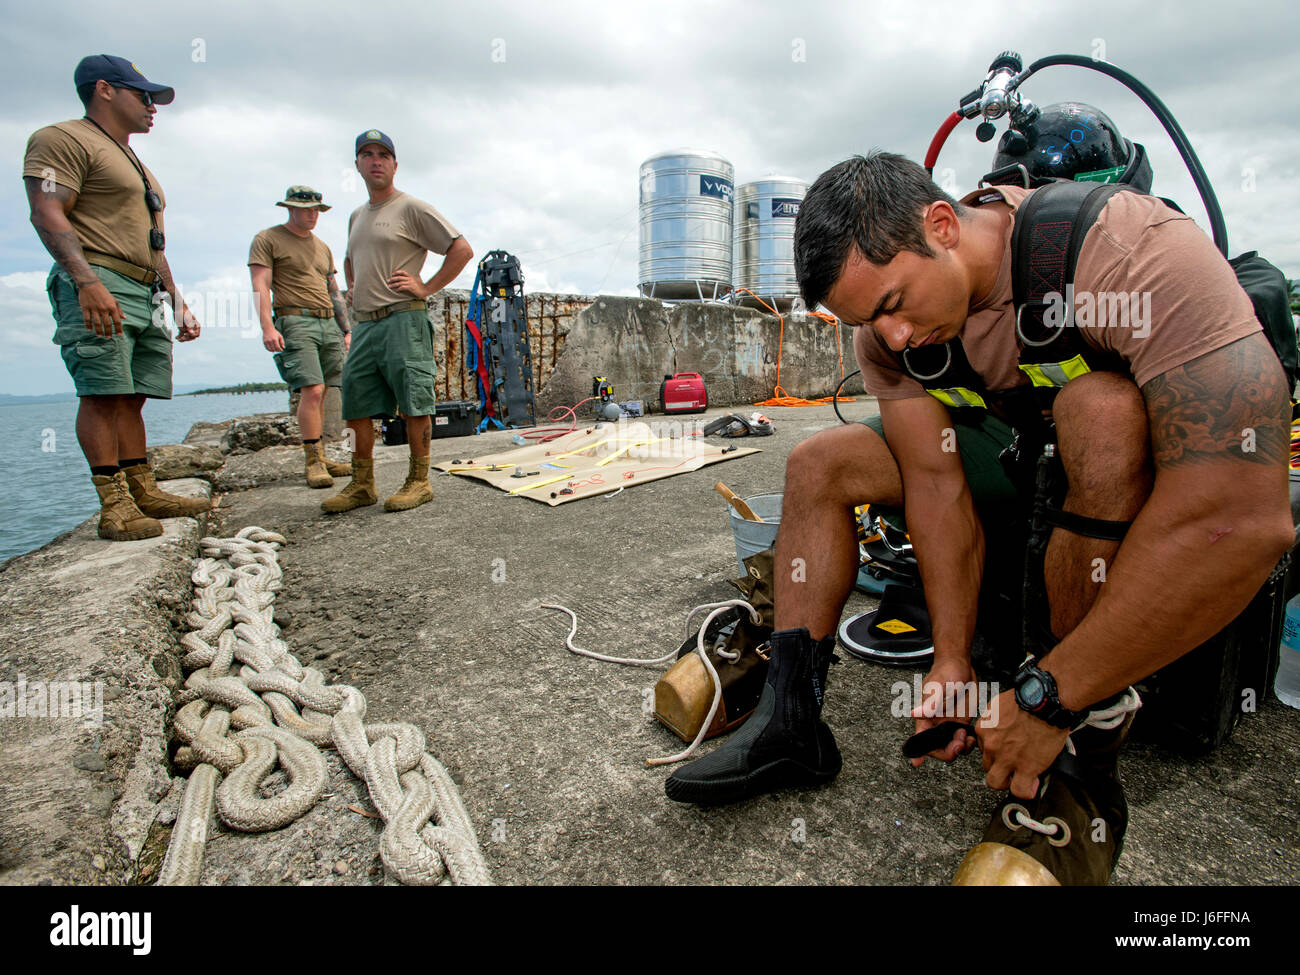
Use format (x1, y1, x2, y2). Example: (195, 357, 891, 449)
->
(1015, 54, 1229, 256)
(833, 370, 861, 424)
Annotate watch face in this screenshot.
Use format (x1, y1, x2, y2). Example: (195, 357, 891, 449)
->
(1018, 675, 1046, 708)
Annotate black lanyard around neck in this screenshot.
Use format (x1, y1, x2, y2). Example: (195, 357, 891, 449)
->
(82, 116, 163, 242)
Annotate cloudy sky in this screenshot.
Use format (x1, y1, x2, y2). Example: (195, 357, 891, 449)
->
(2, 0, 1296, 395)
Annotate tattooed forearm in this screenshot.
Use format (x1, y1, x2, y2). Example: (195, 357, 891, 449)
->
(1141, 333, 1290, 469)
(25, 178, 96, 285)
(327, 273, 351, 333)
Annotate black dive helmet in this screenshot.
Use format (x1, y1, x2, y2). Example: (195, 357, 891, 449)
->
(983, 101, 1153, 192)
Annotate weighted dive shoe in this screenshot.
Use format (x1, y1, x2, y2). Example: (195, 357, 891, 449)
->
(953, 688, 1140, 886)
(121, 463, 210, 518)
(321, 457, 378, 513)
(92, 472, 163, 541)
(384, 455, 433, 511)
(665, 627, 840, 804)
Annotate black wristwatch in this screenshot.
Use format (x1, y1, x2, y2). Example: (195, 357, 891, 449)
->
(1012, 658, 1083, 729)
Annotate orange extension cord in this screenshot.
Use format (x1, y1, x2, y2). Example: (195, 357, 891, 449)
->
(732, 289, 855, 408)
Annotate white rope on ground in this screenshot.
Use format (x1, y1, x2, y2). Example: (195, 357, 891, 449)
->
(539, 599, 760, 768)
(157, 526, 491, 886)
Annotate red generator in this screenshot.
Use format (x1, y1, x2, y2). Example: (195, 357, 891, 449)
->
(660, 373, 708, 414)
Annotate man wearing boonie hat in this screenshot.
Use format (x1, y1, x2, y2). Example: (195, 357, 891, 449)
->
(23, 54, 209, 543)
(249, 185, 354, 488)
(322, 129, 474, 514)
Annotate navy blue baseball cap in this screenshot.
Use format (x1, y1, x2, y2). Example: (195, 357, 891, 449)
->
(355, 129, 396, 158)
(74, 55, 175, 105)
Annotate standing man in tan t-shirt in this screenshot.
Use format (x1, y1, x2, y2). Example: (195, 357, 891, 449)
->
(23, 54, 208, 542)
(322, 129, 474, 515)
(249, 185, 354, 489)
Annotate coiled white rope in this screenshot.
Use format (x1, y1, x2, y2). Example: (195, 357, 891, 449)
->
(158, 526, 491, 886)
(539, 599, 760, 767)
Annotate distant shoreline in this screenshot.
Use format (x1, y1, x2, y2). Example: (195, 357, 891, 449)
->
(180, 383, 289, 397)
(0, 384, 288, 406)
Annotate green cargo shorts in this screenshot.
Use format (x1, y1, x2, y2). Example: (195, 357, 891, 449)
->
(340, 306, 437, 419)
(271, 314, 345, 390)
(47, 263, 173, 399)
(861, 407, 1019, 529)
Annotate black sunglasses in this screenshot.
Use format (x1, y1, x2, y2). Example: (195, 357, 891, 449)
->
(288, 190, 323, 202)
(114, 85, 155, 107)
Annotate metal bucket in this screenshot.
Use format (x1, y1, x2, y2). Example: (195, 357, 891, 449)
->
(729, 493, 782, 575)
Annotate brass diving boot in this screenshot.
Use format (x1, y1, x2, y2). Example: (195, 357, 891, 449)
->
(384, 455, 433, 512)
(303, 442, 333, 488)
(321, 457, 377, 513)
(121, 463, 210, 518)
(93, 472, 163, 541)
(953, 689, 1139, 886)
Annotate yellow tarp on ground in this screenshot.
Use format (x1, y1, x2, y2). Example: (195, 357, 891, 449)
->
(434, 421, 760, 505)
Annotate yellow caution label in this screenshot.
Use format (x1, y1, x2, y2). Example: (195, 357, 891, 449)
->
(876, 618, 917, 634)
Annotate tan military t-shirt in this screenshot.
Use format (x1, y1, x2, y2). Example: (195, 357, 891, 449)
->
(23, 118, 166, 270)
(856, 184, 1262, 401)
(345, 191, 459, 313)
(248, 225, 336, 309)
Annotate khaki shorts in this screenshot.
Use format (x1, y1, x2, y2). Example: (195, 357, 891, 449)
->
(48, 264, 173, 398)
(340, 307, 437, 419)
(272, 314, 345, 390)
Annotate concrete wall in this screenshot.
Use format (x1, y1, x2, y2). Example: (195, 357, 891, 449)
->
(535, 296, 862, 414)
(299, 289, 864, 428)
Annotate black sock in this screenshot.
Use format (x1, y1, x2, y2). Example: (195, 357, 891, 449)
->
(303, 437, 320, 445)
(91, 465, 120, 477)
(119, 457, 147, 468)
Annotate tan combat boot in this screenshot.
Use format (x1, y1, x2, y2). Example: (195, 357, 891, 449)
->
(321, 446, 352, 478)
(384, 455, 433, 512)
(93, 472, 163, 541)
(121, 463, 210, 518)
(303, 442, 333, 488)
(321, 457, 377, 513)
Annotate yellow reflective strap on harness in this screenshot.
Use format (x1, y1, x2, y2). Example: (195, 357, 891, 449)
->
(927, 387, 988, 410)
(1019, 354, 1092, 389)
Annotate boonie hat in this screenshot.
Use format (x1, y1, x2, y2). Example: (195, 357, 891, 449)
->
(74, 54, 175, 105)
(355, 129, 396, 158)
(276, 185, 331, 211)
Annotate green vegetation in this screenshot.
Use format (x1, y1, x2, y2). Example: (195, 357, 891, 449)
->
(183, 382, 289, 396)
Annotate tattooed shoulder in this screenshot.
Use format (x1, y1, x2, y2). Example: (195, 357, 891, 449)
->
(1141, 333, 1290, 469)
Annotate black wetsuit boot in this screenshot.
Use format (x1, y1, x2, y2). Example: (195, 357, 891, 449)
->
(665, 627, 840, 804)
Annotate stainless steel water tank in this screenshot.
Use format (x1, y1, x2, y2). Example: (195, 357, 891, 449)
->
(638, 149, 734, 300)
(733, 176, 808, 311)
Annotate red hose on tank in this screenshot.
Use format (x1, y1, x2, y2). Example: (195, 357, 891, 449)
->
(925, 111, 963, 173)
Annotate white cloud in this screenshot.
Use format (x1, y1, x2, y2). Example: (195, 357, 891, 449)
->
(3, 0, 1297, 394)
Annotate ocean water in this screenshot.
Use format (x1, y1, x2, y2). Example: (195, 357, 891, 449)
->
(0, 390, 288, 564)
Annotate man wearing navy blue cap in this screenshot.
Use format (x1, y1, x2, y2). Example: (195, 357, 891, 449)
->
(24, 55, 207, 542)
(322, 129, 474, 514)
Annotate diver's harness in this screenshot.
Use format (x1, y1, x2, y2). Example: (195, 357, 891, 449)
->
(899, 179, 1138, 654)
